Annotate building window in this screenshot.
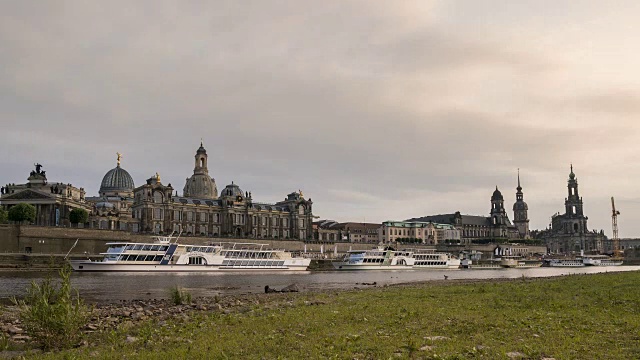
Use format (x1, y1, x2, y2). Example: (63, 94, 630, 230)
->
(153, 208, 163, 220)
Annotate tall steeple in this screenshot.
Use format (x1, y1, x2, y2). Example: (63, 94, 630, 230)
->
(561, 165, 588, 234)
(513, 169, 530, 239)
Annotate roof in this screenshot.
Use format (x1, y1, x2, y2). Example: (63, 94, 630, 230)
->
(407, 213, 492, 227)
(100, 165, 134, 193)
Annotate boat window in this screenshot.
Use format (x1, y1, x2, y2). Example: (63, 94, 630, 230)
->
(132, 245, 142, 251)
(142, 245, 152, 251)
(160, 246, 169, 252)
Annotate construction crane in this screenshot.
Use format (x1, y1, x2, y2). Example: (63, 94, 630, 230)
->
(611, 197, 622, 257)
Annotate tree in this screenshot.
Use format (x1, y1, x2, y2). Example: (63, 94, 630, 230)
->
(8, 203, 36, 224)
(69, 208, 88, 227)
(0, 207, 7, 224)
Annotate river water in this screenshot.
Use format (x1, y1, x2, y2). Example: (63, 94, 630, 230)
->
(1, 266, 639, 304)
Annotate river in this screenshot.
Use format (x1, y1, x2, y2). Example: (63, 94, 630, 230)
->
(1, 266, 639, 304)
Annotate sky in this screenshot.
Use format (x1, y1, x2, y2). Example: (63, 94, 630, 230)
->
(1, 1, 640, 237)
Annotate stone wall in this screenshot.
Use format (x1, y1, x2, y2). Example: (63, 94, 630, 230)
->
(0, 225, 547, 258)
(0, 225, 382, 255)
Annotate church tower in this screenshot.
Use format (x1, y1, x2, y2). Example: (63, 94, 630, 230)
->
(490, 186, 508, 237)
(183, 141, 218, 199)
(563, 164, 587, 233)
(512, 169, 530, 239)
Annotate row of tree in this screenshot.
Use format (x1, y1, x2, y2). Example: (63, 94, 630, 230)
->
(0, 204, 88, 225)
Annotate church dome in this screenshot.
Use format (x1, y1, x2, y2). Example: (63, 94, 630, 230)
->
(221, 183, 244, 198)
(183, 174, 218, 199)
(183, 142, 218, 199)
(100, 165, 134, 194)
(491, 186, 503, 201)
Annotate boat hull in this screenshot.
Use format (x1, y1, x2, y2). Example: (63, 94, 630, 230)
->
(69, 260, 311, 272)
(331, 263, 413, 270)
(545, 260, 585, 267)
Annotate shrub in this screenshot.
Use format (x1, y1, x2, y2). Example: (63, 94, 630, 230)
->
(0, 207, 7, 224)
(8, 203, 36, 223)
(69, 208, 88, 226)
(169, 286, 192, 305)
(12, 265, 90, 350)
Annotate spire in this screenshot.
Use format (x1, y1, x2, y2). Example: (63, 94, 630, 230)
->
(200, 138, 203, 147)
(569, 163, 575, 180)
(517, 168, 522, 192)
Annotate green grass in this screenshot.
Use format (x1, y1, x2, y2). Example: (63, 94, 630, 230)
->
(21, 272, 640, 359)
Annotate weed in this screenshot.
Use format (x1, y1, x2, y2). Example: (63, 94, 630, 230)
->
(169, 286, 192, 305)
(12, 264, 90, 351)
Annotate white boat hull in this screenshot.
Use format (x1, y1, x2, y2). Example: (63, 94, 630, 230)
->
(70, 260, 310, 272)
(332, 262, 413, 270)
(583, 260, 623, 266)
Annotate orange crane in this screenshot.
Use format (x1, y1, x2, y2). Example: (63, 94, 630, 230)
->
(611, 197, 622, 257)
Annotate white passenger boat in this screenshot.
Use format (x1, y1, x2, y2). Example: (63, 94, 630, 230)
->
(499, 256, 543, 269)
(332, 247, 459, 270)
(545, 258, 585, 267)
(460, 259, 502, 269)
(69, 235, 310, 272)
(582, 255, 623, 266)
(412, 250, 461, 269)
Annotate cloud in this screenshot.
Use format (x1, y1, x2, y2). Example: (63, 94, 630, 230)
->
(1, 1, 640, 237)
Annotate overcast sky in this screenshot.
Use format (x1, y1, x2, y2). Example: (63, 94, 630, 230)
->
(1, 1, 640, 237)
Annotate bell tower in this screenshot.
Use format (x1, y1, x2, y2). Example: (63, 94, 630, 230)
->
(512, 169, 530, 238)
(563, 164, 587, 234)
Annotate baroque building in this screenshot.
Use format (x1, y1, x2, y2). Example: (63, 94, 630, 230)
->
(378, 221, 460, 244)
(540, 166, 606, 254)
(86, 153, 135, 230)
(0, 164, 91, 226)
(312, 220, 381, 243)
(408, 185, 522, 244)
(129, 143, 314, 240)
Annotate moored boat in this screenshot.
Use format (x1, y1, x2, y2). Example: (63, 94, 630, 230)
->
(499, 255, 542, 269)
(69, 234, 310, 272)
(544, 258, 585, 267)
(332, 247, 459, 270)
(332, 247, 414, 270)
(582, 255, 623, 266)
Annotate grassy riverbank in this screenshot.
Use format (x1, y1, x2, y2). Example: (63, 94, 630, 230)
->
(8, 271, 640, 359)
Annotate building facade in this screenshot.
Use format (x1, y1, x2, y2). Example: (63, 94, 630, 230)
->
(378, 221, 461, 244)
(129, 144, 315, 240)
(0, 164, 91, 227)
(408, 185, 522, 244)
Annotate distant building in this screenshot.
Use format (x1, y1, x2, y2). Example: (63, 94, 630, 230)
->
(539, 166, 607, 254)
(312, 220, 381, 243)
(407, 185, 522, 244)
(378, 221, 460, 244)
(85, 153, 135, 231)
(129, 143, 314, 239)
(0, 164, 91, 227)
